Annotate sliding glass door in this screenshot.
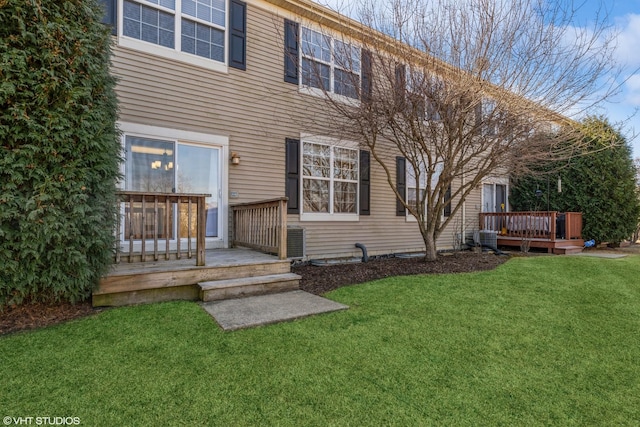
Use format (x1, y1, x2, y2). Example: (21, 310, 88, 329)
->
(123, 135, 221, 243)
(483, 183, 507, 213)
(177, 143, 219, 238)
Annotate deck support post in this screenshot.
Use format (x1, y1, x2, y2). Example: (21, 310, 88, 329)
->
(197, 196, 206, 266)
(278, 198, 287, 260)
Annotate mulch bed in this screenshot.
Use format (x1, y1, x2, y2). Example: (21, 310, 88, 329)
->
(1, 300, 99, 337)
(294, 251, 508, 295)
(1, 251, 507, 336)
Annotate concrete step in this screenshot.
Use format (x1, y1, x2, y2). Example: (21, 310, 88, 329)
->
(553, 245, 583, 255)
(201, 290, 349, 331)
(199, 273, 301, 302)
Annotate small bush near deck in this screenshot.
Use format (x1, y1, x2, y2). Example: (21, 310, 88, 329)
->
(0, 0, 120, 306)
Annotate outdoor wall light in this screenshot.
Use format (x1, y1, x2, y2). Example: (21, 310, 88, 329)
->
(231, 152, 241, 165)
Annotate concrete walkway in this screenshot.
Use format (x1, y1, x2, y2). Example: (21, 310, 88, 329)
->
(570, 251, 628, 259)
(201, 290, 349, 331)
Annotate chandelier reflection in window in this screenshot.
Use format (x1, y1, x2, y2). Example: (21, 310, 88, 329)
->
(151, 150, 174, 171)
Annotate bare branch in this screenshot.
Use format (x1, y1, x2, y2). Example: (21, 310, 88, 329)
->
(279, 0, 626, 260)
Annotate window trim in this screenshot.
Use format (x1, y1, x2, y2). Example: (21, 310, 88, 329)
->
(117, 122, 230, 249)
(299, 25, 362, 102)
(404, 65, 445, 122)
(477, 98, 499, 136)
(299, 135, 360, 222)
(481, 179, 509, 214)
(118, 0, 229, 73)
(404, 160, 448, 222)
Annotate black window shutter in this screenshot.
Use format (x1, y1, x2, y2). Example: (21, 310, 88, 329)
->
(474, 100, 483, 134)
(361, 50, 372, 102)
(410, 94, 426, 119)
(98, 0, 117, 35)
(285, 138, 300, 214)
(359, 150, 371, 216)
(396, 156, 406, 216)
(443, 185, 452, 217)
(284, 19, 299, 84)
(229, 0, 247, 70)
(395, 63, 406, 108)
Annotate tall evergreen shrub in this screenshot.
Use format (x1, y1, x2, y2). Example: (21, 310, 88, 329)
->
(511, 117, 640, 244)
(0, 0, 120, 305)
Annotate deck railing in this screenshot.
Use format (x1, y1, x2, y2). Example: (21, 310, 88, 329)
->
(479, 211, 582, 240)
(232, 197, 288, 259)
(115, 191, 210, 266)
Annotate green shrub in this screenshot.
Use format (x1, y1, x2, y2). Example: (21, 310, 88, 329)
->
(511, 117, 640, 244)
(0, 0, 120, 306)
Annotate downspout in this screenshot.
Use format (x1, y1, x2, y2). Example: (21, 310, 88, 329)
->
(355, 243, 369, 262)
(461, 171, 466, 246)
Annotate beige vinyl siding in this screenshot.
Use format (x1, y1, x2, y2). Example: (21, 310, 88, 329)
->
(464, 186, 483, 244)
(112, 0, 476, 259)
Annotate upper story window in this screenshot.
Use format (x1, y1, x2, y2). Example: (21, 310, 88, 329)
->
(404, 66, 444, 122)
(476, 98, 499, 135)
(122, 0, 225, 62)
(300, 27, 361, 99)
(283, 20, 370, 100)
(106, 0, 246, 72)
(302, 140, 359, 217)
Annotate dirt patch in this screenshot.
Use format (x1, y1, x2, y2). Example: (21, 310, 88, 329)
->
(294, 251, 508, 295)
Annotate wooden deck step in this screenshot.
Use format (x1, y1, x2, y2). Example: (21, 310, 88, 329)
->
(199, 273, 301, 302)
(553, 245, 583, 255)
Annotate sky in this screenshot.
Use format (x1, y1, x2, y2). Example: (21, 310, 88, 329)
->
(573, 0, 640, 157)
(316, 0, 640, 158)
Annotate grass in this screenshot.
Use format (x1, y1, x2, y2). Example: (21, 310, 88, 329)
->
(1, 255, 640, 426)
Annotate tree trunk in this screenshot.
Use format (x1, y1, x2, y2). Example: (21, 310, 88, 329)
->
(423, 233, 438, 261)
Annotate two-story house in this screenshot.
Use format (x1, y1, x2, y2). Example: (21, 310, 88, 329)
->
(98, 0, 505, 263)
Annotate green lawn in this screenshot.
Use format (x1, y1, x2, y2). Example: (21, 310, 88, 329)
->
(1, 255, 639, 426)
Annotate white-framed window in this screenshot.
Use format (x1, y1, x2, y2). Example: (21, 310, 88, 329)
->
(301, 138, 359, 220)
(405, 66, 443, 121)
(479, 98, 498, 135)
(406, 161, 443, 218)
(406, 161, 427, 212)
(300, 26, 361, 99)
(119, 0, 227, 72)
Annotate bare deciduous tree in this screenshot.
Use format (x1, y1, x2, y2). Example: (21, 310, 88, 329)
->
(292, 0, 625, 260)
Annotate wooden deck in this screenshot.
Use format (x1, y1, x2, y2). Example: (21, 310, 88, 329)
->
(480, 211, 584, 254)
(94, 248, 298, 307)
(98, 195, 295, 307)
(496, 236, 584, 254)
